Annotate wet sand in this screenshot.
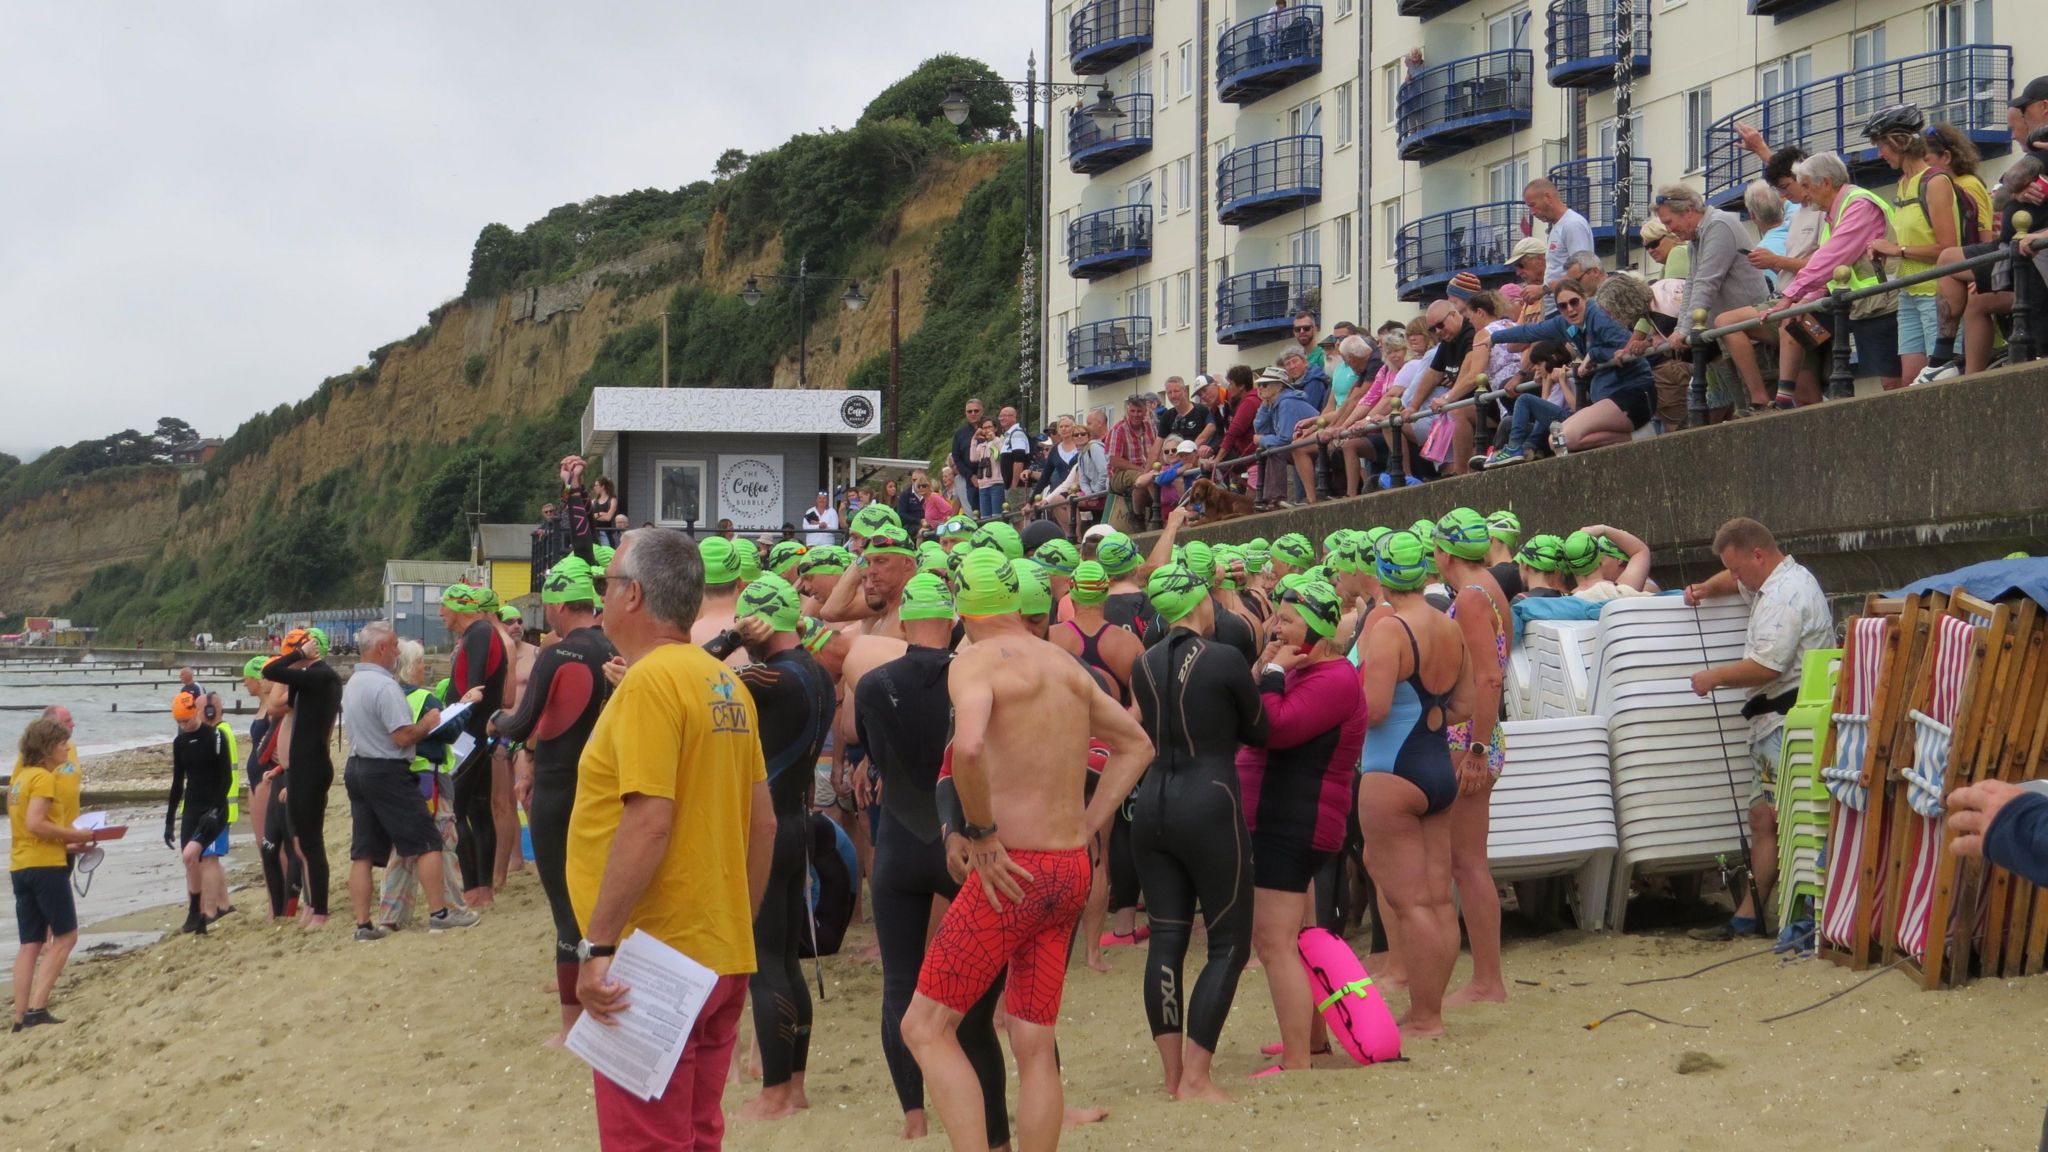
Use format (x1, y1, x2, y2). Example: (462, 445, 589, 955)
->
(6, 776, 2048, 1152)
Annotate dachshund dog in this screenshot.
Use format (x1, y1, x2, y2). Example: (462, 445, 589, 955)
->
(1182, 477, 1257, 525)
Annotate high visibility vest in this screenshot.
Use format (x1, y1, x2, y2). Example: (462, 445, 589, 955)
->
(406, 688, 446, 775)
(216, 723, 241, 824)
(1817, 185, 1897, 294)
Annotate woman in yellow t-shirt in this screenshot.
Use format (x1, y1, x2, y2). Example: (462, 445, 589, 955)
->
(11, 718, 104, 1031)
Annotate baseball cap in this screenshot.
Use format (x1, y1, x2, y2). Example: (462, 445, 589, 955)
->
(2011, 76, 2048, 109)
(1510, 235, 1546, 263)
(1175, 440, 1197, 455)
(899, 572, 957, 622)
(542, 556, 599, 604)
(955, 548, 1022, 617)
(1145, 563, 1208, 625)
(699, 537, 742, 585)
(1082, 522, 1117, 543)
(1012, 557, 1053, 617)
(737, 573, 803, 632)
(1070, 560, 1111, 605)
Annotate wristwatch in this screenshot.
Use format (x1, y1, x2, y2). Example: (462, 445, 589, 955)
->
(959, 819, 999, 841)
(576, 938, 617, 962)
(1466, 741, 1493, 759)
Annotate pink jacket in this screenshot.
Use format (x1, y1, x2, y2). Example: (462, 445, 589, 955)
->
(1781, 191, 1888, 304)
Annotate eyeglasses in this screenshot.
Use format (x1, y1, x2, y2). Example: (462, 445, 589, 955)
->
(1292, 325, 1315, 333)
(1556, 297, 1584, 310)
(1427, 318, 1454, 333)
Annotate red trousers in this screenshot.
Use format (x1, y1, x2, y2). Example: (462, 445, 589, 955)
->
(593, 973, 749, 1151)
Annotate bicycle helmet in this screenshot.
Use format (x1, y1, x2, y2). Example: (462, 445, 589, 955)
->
(1862, 103, 1924, 140)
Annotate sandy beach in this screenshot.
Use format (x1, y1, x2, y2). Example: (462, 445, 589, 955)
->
(4, 779, 2048, 1152)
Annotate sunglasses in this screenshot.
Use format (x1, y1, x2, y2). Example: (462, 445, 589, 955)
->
(1556, 297, 1585, 310)
(1427, 318, 1454, 333)
(1293, 325, 1315, 332)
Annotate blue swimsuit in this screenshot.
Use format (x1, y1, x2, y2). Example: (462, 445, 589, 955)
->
(1359, 617, 1459, 815)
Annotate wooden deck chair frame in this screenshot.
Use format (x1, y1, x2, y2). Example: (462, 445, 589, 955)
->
(1948, 600, 2041, 982)
(2021, 665, 2048, 976)
(1818, 595, 1904, 970)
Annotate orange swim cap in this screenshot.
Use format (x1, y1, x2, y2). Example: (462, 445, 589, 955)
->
(171, 693, 201, 721)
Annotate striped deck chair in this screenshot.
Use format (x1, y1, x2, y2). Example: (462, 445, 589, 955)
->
(1819, 613, 1893, 961)
(1958, 601, 2044, 979)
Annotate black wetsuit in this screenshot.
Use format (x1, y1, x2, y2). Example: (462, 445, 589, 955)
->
(1129, 627, 1269, 1051)
(855, 646, 1009, 1147)
(262, 657, 340, 916)
(251, 718, 300, 916)
(493, 624, 615, 999)
(1104, 590, 1160, 643)
(1146, 597, 1259, 665)
(739, 647, 836, 1091)
(1061, 617, 1143, 917)
(167, 724, 232, 848)
(449, 617, 509, 892)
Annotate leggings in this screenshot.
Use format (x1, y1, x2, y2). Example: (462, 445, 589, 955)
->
(1130, 770, 1253, 1052)
(258, 778, 302, 918)
(451, 744, 496, 892)
(750, 811, 813, 1088)
(1107, 801, 1142, 913)
(286, 758, 332, 917)
(529, 769, 581, 1003)
(871, 810, 1008, 1147)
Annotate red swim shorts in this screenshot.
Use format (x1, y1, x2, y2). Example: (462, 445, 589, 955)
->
(916, 846, 1091, 1027)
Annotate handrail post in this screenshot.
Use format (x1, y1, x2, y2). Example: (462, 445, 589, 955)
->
(2010, 210, 2038, 366)
(1382, 413, 1406, 486)
(1827, 274, 1856, 400)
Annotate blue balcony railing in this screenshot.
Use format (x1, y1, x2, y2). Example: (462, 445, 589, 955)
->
(1070, 0, 1154, 75)
(1397, 50, 1533, 165)
(1216, 264, 1320, 347)
(1217, 136, 1323, 227)
(1216, 5, 1323, 105)
(1397, 0, 1468, 20)
(1545, 0, 1650, 90)
(1548, 156, 1652, 245)
(1068, 205, 1153, 280)
(1068, 93, 1154, 175)
(1395, 201, 1528, 302)
(1702, 43, 2012, 207)
(1068, 317, 1153, 386)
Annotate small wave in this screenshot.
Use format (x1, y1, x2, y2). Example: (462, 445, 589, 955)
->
(75, 735, 172, 757)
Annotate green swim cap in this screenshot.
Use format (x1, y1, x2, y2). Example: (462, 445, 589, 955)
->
(1182, 541, 1215, 588)
(946, 543, 977, 584)
(305, 626, 331, 656)
(1213, 544, 1244, 590)
(1517, 534, 1565, 573)
(860, 519, 917, 558)
(970, 521, 1025, 561)
(937, 515, 977, 539)
(766, 541, 808, 578)
(1437, 508, 1493, 562)
(1146, 563, 1208, 624)
(499, 603, 524, 624)
(899, 572, 957, 622)
(1275, 571, 1306, 597)
(1327, 532, 1370, 575)
(699, 537, 742, 585)
(592, 544, 616, 576)
(441, 583, 492, 612)
(1071, 560, 1111, 605)
(917, 540, 949, 577)
(1595, 535, 1629, 564)
(734, 538, 762, 583)
(242, 656, 267, 679)
(1272, 533, 1315, 570)
(1408, 519, 1439, 576)
(797, 545, 852, 576)
(955, 548, 1022, 617)
(1243, 542, 1271, 575)
(1363, 525, 1392, 550)
(1280, 578, 1342, 639)
(1096, 532, 1143, 578)
(1248, 537, 1270, 555)
(1012, 557, 1053, 617)
(1376, 530, 1432, 592)
(1562, 530, 1602, 577)
(542, 556, 600, 605)
(1486, 510, 1521, 548)
(1033, 538, 1081, 576)
(737, 573, 803, 632)
(1303, 564, 1332, 589)
(850, 503, 904, 541)
(2009, 550, 2034, 560)
(1322, 531, 1350, 561)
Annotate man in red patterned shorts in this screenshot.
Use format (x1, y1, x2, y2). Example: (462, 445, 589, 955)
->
(902, 549, 1151, 1152)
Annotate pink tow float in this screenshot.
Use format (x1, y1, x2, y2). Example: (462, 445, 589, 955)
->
(1295, 926, 1401, 1064)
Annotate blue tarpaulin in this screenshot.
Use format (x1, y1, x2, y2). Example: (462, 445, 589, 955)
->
(1892, 558, 2048, 609)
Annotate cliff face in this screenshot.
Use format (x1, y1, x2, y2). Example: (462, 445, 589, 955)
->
(0, 469, 181, 612)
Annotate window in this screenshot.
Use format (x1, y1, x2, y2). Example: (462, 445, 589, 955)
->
(1335, 0, 1353, 15)
(1683, 86, 1713, 173)
(1127, 175, 1153, 209)
(426, 586, 443, 604)
(396, 584, 415, 603)
(1597, 113, 1644, 157)
(1057, 312, 1071, 359)
(1288, 98, 1322, 137)
(1335, 82, 1354, 147)
(1487, 4, 1530, 52)
(1851, 25, 1888, 117)
(1130, 64, 1153, 97)
(1157, 278, 1170, 329)
(1929, 1, 1994, 117)
(1334, 214, 1353, 280)
(1289, 224, 1321, 267)
(1382, 200, 1402, 263)
(1059, 6, 1072, 56)
(1175, 156, 1192, 214)
(655, 460, 707, 527)
(1487, 157, 1531, 205)
(1176, 272, 1192, 328)
(1057, 208, 1071, 253)
(1127, 283, 1152, 322)
(1930, 0, 1993, 49)
(1761, 51, 1813, 102)
(1178, 41, 1194, 98)
(1385, 63, 1402, 125)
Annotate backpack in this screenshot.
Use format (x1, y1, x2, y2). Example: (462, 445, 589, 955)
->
(1905, 168, 1988, 247)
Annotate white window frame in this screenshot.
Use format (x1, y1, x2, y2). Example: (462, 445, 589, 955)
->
(1333, 214, 1353, 280)
(1335, 82, 1354, 148)
(1382, 201, 1402, 265)
(1929, 0, 1993, 49)
(1178, 41, 1194, 98)
(426, 586, 443, 604)
(1683, 86, 1713, 174)
(1487, 5, 1530, 52)
(653, 459, 709, 528)
(396, 584, 415, 603)
(1126, 283, 1152, 323)
(1130, 64, 1153, 97)
(1288, 98, 1322, 138)
(1850, 25, 1888, 118)
(1334, 0, 1353, 16)
(1288, 224, 1321, 268)
(1385, 63, 1403, 126)
(1761, 51, 1814, 103)
(1175, 156, 1192, 214)
(1059, 6, 1072, 56)
(1487, 157, 1531, 206)
(1176, 271, 1192, 328)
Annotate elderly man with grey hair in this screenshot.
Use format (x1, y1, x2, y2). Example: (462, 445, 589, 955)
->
(1656, 183, 1771, 360)
(1758, 152, 1904, 403)
(342, 620, 479, 939)
(1563, 251, 1606, 291)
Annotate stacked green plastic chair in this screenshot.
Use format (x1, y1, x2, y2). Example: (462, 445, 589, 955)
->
(1776, 647, 1843, 927)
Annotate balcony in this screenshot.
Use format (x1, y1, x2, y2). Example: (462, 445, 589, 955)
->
(1068, 93, 1154, 175)
(1749, 0, 1843, 19)
(1216, 5, 1323, 105)
(1070, 0, 1154, 76)
(1068, 317, 1152, 387)
(1216, 264, 1321, 347)
(1545, 0, 1650, 90)
(1397, 50, 1533, 165)
(1216, 136, 1323, 227)
(1547, 156, 1652, 247)
(1395, 201, 1528, 302)
(1068, 205, 1152, 280)
(1397, 0, 1469, 19)
(1702, 44, 2012, 207)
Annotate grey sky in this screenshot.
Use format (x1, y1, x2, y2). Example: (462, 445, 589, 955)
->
(0, 1, 1043, 459)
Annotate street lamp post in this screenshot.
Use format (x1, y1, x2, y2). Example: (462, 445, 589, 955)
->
(941, 60, 1125, 435)
(737, 254, 899, 455)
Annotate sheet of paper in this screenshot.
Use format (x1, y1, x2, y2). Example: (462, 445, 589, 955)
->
(449, 733, 476, 764)
(75, 811, 109, 832)
(437, 701, 472, 730)
(564, 932, 719, 1102)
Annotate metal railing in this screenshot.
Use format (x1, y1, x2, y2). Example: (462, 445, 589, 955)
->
(1396, 49, 1533, 157)
(1068, 93, 1155, 173)
(1544, 0, 1651, 89)
(1216, 264, 1321, 345)
(1548, 156, 1653, 237)
(1067, 204, 1153, 278)
(1702, 44, 2012, 206)
(1216, 4, 1323, 103)
(1395, 200, 1527, 300)
(1069, 0, 1155, 74)
(1067, 316, 1154, 384)
(1216, 135, 1323, 224)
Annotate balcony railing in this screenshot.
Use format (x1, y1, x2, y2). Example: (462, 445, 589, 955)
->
(1397, 0, 1469, 20)
(1067, 205, 1153, 280)
(1395, 201, 1529, 302)
(1070, 0, 1154, 75)
(1216, 5, 1323, 105)
(1548, 156, 1652, 245)
(1068, 316, 1153, 386)
(1545, 0, 1651, 90)
(1068, 93, 1154, 175)
(1396, 49, 1534, 164)
(1702, 44, 2012, 207)
(1216, 264, 1320, 347)
(1216, 136, 1323, 227)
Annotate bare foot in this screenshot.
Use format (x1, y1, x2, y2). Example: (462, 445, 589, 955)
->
(1173, 1078, 1233, 1104)
(857, 939, 883, 963)
(303, 915, 328, 929)
(901, 1110, 929, 1140)
(744, 1051, 763, 1081)
(1063, 1106, 1109, 1128)
(736, 1092, 798, 1121)
(1396, 1012, 1446, 1039)
(1245, 956, 1263, 972)
(1087, 950, 1112, 974)
(542, 1032, 567, 1050)
(1444, 982, 1507, 1008)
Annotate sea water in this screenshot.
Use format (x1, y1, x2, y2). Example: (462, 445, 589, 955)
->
(0, 659, 253, 758)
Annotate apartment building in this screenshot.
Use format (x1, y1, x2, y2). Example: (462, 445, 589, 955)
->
(1043, 0, 2037, 422)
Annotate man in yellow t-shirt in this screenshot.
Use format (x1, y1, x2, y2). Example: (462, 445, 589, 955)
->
(565, 528, 773, 1150)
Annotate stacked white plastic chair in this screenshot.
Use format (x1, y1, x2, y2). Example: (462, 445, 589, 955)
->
(1490, 715, 1618, 929)
(1526, 620, 1599, 719)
